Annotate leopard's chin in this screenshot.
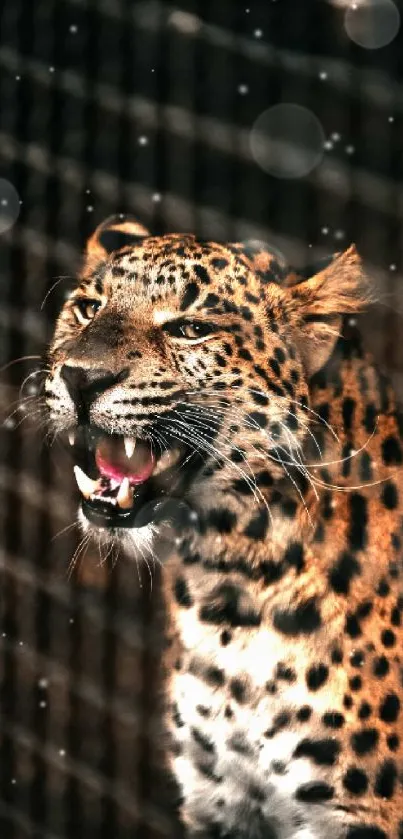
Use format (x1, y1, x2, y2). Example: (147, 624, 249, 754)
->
(67, 422, 199, 537)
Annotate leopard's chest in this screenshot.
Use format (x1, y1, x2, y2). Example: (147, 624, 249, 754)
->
(167, 605, 343, 839)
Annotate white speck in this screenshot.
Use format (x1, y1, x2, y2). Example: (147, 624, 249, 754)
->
(331, 132, 341, 142)
(152, 192, 162, 202)
(321, 227, 329, 235)
(1, 199, 8, 206)
(49, 66, 55, 73)
(138, 136, 149, 146)
(389, 115, 394, 122)
(308, 243, 313, 248)
(324, 140, 334, 150)
(11, 778, 16, 785)
(254, 28, 263, 38)
(334, 229, 345, 240)
(151, 68, 155, 73)
(69, 618, 74, 624)
(3, 417, 16, 429)
(19, 200, 23, 204)
(2, 633, 6, 637)
(16, 75, 21, 81)
(245, 8, 250, 13)
(38, 678, 49, 689)
(19, 641, 23, 646)
(39, 700, 47, 708)
(389, 263, 397, 271)
(238, 84, 249, 95)
(85, 189, 91, 194)
(319, 71, 328, 80)
(59, 749, 66, 757)
(86, 205, 94, 213)
(69, 24, 78, 33)
(348, 318, 357, 326)
(345, 144, 355, 154)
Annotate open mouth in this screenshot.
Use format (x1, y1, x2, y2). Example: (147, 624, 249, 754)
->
(67, 425, 186, 529)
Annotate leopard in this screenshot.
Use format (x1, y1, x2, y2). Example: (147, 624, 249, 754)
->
(45, 214, 403, 839)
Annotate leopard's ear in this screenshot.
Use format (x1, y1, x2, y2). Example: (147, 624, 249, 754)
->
(287, 245, 372, 376)
(82, 215, 150, 277)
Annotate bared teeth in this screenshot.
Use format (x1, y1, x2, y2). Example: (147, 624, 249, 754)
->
(153, 448, 181, 475)
(116, 477, 134, 509)
(124, 437, 136, 459)
(73, 465, 101, 499)
(68, 431, 75, 446)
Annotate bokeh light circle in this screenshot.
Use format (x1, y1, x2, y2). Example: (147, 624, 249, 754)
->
(345, 0, 400, 50)
(0, 180, 20, 233)
(250, 104, 325, 179)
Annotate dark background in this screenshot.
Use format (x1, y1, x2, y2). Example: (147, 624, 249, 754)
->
(0, 1, 402, 837)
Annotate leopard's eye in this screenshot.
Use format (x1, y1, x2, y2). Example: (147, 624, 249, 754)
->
(72, 299, 101, 325)
(180, 322, 212, 340)
(162, 319, 217, 342)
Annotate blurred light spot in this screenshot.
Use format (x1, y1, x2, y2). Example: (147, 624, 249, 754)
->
(324, 140, 334, 150)
(138, 136, 149, 146)
(388, 115, 395, 122)
(331, 132, 341, 142)
(69, 24, 78, 33)
(319, 71, 328, 80)
(168, 10, 201, 34)
(321, 227, 329, 235)
(334, 229, 345, 239)
(250, 104, 325, 179)
(389, 263, 397, 270)
(345, 144, 355, 154)
(0, 180, 20, 233)
(3, 417, 16, 429)
(238, 84, 249, 95)
(254, 28, 263, 38)
(59, 749, 66, 757)
(152, 192, 162, 202)
(86, 205, 94, 212)
(38, 678, 49, 689)
(345, 0, 400, 48)
(49, 66, 55, 73)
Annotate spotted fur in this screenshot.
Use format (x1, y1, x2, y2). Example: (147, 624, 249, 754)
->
(46, 216, 403, 839)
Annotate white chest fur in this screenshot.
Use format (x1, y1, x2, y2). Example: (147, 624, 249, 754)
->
(169, 608, 344, 839)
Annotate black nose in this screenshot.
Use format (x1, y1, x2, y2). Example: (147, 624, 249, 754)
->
(60, 364, 129, 419)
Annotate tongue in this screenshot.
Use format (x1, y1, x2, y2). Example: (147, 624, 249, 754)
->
(95, 437, 155, 485)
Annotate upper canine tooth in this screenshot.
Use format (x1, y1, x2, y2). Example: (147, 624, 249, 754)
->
(154, 448, 181, 475)
(68, 431, 75, 446)
(124, 437, 136, 459)
(73, 465, 100, 499)
(116, 477, 133, 509)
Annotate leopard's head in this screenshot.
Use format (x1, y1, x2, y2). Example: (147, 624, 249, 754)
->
(46, 215, 369, 556)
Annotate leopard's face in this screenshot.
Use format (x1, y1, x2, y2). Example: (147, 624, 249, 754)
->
(45, 217, 367, 556)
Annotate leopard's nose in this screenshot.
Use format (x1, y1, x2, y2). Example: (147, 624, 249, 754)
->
(60, 364, 129, 417)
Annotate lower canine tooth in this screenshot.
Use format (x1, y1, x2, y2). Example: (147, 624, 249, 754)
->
(73, 465, 100, 499)
(68, 431, 75, 446)
(117, 477, 133, 509)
